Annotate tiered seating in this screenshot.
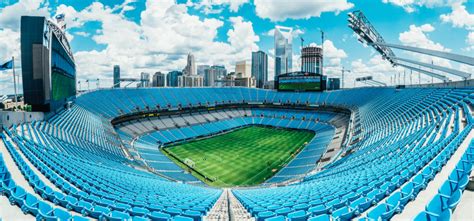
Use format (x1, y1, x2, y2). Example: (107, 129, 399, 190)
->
(232, 88, 473, 220)
(2, 130, 221, 220)
(1, 87, 472, 221)
(414, 141, 473, 220)
(48, 105, 121, 150)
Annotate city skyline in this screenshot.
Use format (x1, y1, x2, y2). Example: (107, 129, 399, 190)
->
(1, 0, 474, 94)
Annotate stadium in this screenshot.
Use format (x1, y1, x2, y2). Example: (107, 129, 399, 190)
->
(1, 2, 474, 221)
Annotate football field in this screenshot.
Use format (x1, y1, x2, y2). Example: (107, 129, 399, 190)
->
(163, 126, 314, 187)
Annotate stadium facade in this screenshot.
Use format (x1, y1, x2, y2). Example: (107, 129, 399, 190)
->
(20, 16, 76, 112)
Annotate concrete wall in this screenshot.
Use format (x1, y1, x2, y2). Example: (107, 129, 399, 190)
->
(0, 111, 44, 132)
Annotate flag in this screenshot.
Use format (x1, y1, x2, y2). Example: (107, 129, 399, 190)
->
(55, 13, 65, 23)
(0, 59, 13, 71)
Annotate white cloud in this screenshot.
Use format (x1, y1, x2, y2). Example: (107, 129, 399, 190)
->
(0, 28, 21, 95)
(265, 28, 304, 38)
(306, 40, 347, 70)
(292, 28, 305, 38)
(323, 40, 347, 67)
(74, 31, 89, 37)
(466, 32, 474, 51)
(439, 1, 474, 52)
(348, 55, 407, 87)
(398, 24, 452, 67)
(0, 0, 50, 94)
(0, 0, 49, 31)
(193, 0, 249, 14)
(440, 1, 474, 30)
(227, 16, 259, 51)
(382, 0, 460, 13)
(254, 0, 353, 21)
(65, 0, 260, 86)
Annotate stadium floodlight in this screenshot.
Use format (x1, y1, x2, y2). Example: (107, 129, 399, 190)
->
(348, 10, 396, 65)
(348, 10, 474, 82)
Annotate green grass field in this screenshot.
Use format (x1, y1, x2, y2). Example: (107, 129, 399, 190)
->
(163, 126, 314, 187)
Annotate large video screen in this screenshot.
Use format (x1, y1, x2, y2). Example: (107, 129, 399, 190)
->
(51, 34, 76, 101)
(52, 71, 75, 101)
(278, 76, 322, 91)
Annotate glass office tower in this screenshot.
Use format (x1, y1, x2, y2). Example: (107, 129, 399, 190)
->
(274, 26, 293, 80)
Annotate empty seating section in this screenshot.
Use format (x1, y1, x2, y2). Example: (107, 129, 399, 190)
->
(0, 87, 472, 220)
(232, 88, 473, 220)
(1, 130, 220, 220)
(48, 105, 122, 151)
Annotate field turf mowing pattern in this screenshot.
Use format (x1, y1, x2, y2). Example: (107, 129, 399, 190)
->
(164, 126, 314, 187)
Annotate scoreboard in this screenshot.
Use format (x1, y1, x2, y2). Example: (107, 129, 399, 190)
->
(277, 72, 325, 91)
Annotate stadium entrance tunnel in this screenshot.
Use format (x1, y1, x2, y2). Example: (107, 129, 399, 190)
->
(111, 103, 352, 186)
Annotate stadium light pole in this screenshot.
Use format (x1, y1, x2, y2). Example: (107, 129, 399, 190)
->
(12, 56, 18, 111)
(341, 67, 351, 89)
(319, 29, 324, 75)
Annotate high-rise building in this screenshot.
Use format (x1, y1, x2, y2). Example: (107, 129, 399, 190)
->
(235, 60, 252, 78)
(140, 72, 150, 87)
(204, 65, 227, 87)
(178, 75, 203, 87)
(183, 53, 196, 76)
(301, 46, 323, 74)
(152, 72, 166, 87)
(167, 71, 182, 87)
(113, 65, 120, 88)
(179, 53, 202, 87)
(233, 61, 255, 88)
(274, 25, 293, 80)
(197, 65, 210, 76)
(251, 51, 268, 88)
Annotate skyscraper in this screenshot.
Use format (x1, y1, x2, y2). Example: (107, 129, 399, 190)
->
(274, 25, 293, 80)
(252, 51, 268, 88)
(197, 65, 210, 76)
(183, 53, 196, 76)
(301, 46, 323, 74)
(204, 65, 227, 87)
(234, 61, 256, 88)
(235, 60, 252, 78)
(179, 53, 203, 87)
(152, 72, 165, 87)
(167, 71, 182, 87)
(113, 65, 120, 88)
(140, 72, 150, 87)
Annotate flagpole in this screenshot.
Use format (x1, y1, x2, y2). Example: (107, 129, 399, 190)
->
(12, 56, 18, 111)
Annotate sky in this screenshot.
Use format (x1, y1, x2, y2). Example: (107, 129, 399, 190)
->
(0, 0, 473, 94)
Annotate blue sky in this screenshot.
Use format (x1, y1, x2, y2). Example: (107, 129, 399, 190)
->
(1, 0, 474, 94)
